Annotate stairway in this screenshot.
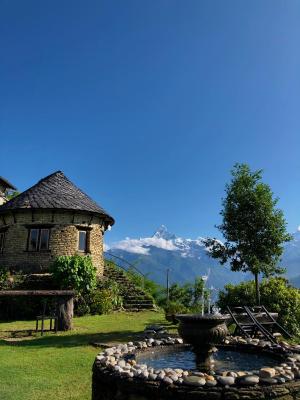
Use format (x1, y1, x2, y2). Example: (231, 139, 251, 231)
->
(103, 261, 156, 311)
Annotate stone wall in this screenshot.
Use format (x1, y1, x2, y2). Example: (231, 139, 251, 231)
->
(0, 210, 105, 274)
(93, 364, 300, 400)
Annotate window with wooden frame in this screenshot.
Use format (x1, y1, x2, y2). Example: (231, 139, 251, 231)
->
(0, 231, 5, 253)
(27, 228, 50, 251)
(78, 231, 87, 252)
(77, 227, 91, 253)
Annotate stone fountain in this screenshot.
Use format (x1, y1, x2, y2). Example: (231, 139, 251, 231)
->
(92, 304, 300, 400)
(175, 312, 230, 370)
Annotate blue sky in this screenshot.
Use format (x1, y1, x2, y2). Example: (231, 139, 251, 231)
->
(1, 1, 300, 244)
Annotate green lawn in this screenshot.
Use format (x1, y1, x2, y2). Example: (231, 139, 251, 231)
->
(0, 311, 166, 400)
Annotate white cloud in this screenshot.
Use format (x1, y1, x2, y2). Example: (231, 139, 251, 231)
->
(108, 236, 179, 255)
(110, 239, 150, 255)
(103, 243, 110, 252)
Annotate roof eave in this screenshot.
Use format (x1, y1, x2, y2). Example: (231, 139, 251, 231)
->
(0, 206, 115, 224)
(0, 177, 17, 191)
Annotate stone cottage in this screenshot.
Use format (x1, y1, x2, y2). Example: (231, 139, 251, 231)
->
(0, 171, 114, 274)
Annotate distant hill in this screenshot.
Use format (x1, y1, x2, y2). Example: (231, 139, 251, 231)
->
(290, 275, 300, 288)
(281, 229, 300, 279)
(106, 225, 300, 290)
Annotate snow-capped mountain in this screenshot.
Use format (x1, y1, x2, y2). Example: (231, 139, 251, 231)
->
(281, 228, 300, 279)
(105, 225, 300, 289)
(105, 226, 248, 289)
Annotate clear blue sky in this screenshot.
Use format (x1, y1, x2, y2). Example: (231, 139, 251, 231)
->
(1, 1, 300, 243)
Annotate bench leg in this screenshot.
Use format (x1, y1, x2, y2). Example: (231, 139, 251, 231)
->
(41, 318, 44, 336)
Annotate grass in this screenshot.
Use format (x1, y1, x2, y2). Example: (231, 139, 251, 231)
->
(0, 311, 167, 400)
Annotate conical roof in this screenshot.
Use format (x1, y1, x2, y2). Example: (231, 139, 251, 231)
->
(0, 171, 114, 225)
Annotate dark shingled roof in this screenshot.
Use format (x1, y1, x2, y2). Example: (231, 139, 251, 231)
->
(0, 171, 114, 225)
(0, 176, 17, 191)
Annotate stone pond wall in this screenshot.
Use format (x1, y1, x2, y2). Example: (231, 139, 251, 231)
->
(92, 338, 300, 400)
(0, 210, 105, 274)
(93, 366, 300, 400)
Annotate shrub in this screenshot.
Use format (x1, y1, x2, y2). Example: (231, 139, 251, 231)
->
(50, 255, 97, 294)
(74, 277, 123, 316)
(162, 278, 209, 311)
(164, 301, 189, 323)
(74, 296, 91, 316)
(89, 289, 114, 314)
(217, 277, 300, 336)
(167, 283, 194, 308)
(95, 278, 123, 310)
(0, 266, 9, 289)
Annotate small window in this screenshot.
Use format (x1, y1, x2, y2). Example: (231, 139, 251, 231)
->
(28, 228, 50, 251)
(29, 229, 39, 251)
(39, 229, 50, 250)
(0, 232, 5, 253)
(78, 231, 87, 252)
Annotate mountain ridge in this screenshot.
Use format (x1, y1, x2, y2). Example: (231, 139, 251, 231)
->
(106, 225, 300, 289)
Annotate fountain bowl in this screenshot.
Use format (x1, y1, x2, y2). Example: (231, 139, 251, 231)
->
(175, 313, 230, 352)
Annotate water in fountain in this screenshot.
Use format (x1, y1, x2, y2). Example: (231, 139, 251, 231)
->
(137, 346, 277, 373)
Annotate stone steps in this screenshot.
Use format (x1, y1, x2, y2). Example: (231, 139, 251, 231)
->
(103, 262, 156, 311)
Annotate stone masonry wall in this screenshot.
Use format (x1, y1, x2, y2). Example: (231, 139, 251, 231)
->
(0, 210, 105, 274)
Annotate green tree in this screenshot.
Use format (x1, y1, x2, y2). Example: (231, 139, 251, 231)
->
(204, 163, 292, 305)
(168, 282, 193, 307)
(192, 277, 205, 306)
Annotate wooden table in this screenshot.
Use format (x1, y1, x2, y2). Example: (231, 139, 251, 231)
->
(0, 290, 75, 331)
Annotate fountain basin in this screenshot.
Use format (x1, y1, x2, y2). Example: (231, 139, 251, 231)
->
(136, 345, 278, 373)
(92, 336, 300, 400)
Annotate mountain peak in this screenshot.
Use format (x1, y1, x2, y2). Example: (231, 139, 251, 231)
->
(153, 225, 177, 240)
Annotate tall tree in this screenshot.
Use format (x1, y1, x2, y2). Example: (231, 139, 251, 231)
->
(204, 163, 292, 305)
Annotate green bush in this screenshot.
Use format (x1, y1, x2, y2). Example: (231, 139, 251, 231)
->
(89, 289, 114, 314)
(167, 283, 194, 308)
(0, 266, 9, 289)
(161, 278, 209, 312)
(74, 277, 123, 316)
(74, 296, 91, 316)
(50, 255, 97, 294)
(164, 301, 188, 323)
(95, 278, 123, 310)
(217, 277, 300, 336)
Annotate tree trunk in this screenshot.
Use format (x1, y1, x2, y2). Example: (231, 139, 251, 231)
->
(56, 296, 74, 331)
(254, 273, 261, 306)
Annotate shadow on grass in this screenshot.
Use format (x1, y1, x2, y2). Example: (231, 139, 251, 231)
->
(0, 316, 174, 349)
(0, 329, 147, 348)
